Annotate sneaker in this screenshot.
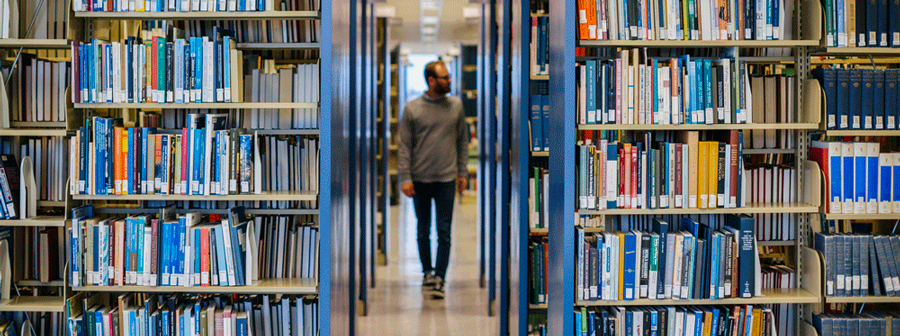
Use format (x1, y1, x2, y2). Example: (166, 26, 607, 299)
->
(422, 273, 438, 289)
(429, 277, 445, 299)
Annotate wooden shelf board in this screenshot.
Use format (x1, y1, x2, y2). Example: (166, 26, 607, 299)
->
(75, 102, 318, 109)
(578, 202, 818, 215)
(577, 288, 819, 306)
(0, 296, 65, 312)
(73, 278, 317, 294)
(531, 151, 549, 157)
(823, 213, 900, 220)
(578, 123, 818, 131)
(0, 39, 69, 49)
(824, 129, 900, 136)
(236, 43, 320, 50)
(73, 10, 319, 19)
(0, 216, 66, 227)
(530, 74, 549, 80)
(529, 304, 548, 309)
(757, 240, 796, 246)
(813, 47, 900, 55)
(578, 40, 819, 48)
(825, 295, 900, 303)
(94, 205, 318, 215)
(9, 121, 67, 128)
(72, 191, 317, 201)
(37, 201, 65, 207)
(17, 280, 65, 287)
(0, 128, 68, 136)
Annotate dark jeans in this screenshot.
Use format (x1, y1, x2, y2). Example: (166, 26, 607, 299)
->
(412, 181, 455, 279)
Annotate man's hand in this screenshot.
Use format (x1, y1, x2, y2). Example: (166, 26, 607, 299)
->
(457, 177, 467, 194)
(402, 181, 415, 197)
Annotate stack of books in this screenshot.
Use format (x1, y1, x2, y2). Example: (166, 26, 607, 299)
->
(813, 313, 900, 335)
(5, 58, 68, 123)
(810, 141, 900, 215)
(821, 0, 900, 47)
(815, 232, 900, 297)
(575, 305, 778, 336)
(813, 68, 900, 131)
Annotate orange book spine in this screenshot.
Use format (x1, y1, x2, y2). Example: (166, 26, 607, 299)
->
(577, 0, 591, 39)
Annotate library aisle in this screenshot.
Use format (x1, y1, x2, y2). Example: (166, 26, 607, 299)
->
(358, 198, 497, 335)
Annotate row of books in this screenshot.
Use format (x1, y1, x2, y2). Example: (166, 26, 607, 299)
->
(69, 206, 258, 287)
(530, 0, 548, 14)
(72, 0, 318, 13)
(810, 141, 900, 214)
(16, 136, 68, 202)
(0, 155, 19, 219)
(575, 0, 794, 41)
(575, 215, 758, 301)
(0, 312, 64, 336)
(0, 0, 68, 44)
(527, 313, 547, 336)
(572, 211, 795, 243)
(18, 226, 63, 283)
(814, 233, 900, 297)
(823, 0, 900, 47)
(187, 19, 321, 46)
(746, 73, 795, 150)
(576, 52, 753, 126)
(575, 131, 746, 211)
(70, 35, 321, 108)
(530, 17, 549, 76)
(68, 294, 318, 336)
(745, 165, 797, 241)
(528, 168, 548, 229)
(5, 58, 68, 123)
(529, 239, 548, 304)
(759, 266, 795, 336)
(254, 214, 318, 280)
(529, 81, 550, 152)
(574, 305, 778, 336)
(71, 115, 319, 201)
(813, 68, 900, 131)
(813, 313, 900, 336)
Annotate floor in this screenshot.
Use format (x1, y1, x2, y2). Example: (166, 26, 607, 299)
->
(357, 196, 498, 335)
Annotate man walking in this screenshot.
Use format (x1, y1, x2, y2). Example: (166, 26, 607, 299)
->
(398, 60, 469, 299)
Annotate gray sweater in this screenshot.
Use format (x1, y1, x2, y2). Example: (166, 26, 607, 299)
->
(398, 94, 469, 183)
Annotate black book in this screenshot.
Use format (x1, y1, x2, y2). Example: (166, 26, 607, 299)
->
(716, 143, 726, 208)
(639, 234, 651, 298)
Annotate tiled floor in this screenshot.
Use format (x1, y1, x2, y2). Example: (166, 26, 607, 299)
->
(357, 196, 498, 335)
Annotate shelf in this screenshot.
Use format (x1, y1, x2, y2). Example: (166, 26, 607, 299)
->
(72, 191, 317, 201)
(576, 288, 819, 306)
(0, 216, 66, 227)
(578, 40, 820, 48)
(255, 129, 319, 135)
(531, 151, 549, 157)
(94, 205, 318, 215)
(578, 202, 818, 215)
(73, 278, 317, 294)
(822, 213, 900, 220)
(812, 47, 900, 56)
(578, 123, 818, 131)
(236, 43, 320, 50)
(529, 304, 548, 309)
(823, 129, 900, 137)
(37, 201, 65, 207)
(74, 102, 318, 109)
(0, 128, 68, 136)
(824, 295, 900, 303)
(73, 10, 319, 20)
(0, 39, 69, 49)
(0, 296, 65, 312)
(530, 74, 549, 80)
(9, 121, 67, 128)
(17, 280, 65, 287)
(531, 227, 604, 234)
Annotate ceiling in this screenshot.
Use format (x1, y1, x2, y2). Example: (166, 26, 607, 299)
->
(378, 0, 480, 55)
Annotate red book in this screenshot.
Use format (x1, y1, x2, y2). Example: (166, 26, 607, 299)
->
(200, 227, 210, 286)
(728, 131, 740, 208)
(618, 146, 626, 208)
(150, 218, 159, 285)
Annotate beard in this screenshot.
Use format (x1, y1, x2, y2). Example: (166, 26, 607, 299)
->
(433, 82, 451, 95)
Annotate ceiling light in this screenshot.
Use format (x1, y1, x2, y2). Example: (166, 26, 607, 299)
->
(462, 5, 480, 18)
(421, 16, 439, 25)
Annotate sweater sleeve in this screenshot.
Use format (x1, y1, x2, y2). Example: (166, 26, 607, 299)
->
(398, 104, 414, 183)
(457, 106, 470, 178)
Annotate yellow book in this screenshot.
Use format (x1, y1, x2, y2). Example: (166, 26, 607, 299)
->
(703, 310, 713, 336)
(752, 308, 763, 336)
(617, 231, 625, 301)
(707, 141, 719, 209)
(687, 131, 699, 208)
(698, 141, 708, 209)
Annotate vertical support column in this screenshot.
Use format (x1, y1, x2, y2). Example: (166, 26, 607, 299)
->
(477, 2, 487, 289)
(486, 0, 499, 315)
(509, 0, 531, 333)
(496, 0, 512, 332)
(547, 0, 576, 334)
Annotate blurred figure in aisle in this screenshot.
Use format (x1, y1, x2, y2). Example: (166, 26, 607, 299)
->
(398, 60, 469, 299)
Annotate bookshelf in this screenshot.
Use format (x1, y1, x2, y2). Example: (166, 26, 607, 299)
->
(0, 39, 70, 49)
(72, 278, 318, 294)
(526, 0, 826, 333)
(375, 17, 390, 268)
(71, 10, 319, 19)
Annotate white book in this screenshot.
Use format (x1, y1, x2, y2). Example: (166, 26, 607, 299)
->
(894, 153, 900, 213)
(671, 233, 683, 299)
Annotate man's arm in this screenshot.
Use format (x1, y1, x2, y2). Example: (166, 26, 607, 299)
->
(398, 105, 415, 192)
(456, 108, 470, 180)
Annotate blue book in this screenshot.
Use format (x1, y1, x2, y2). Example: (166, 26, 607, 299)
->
(726, 214, 755, 298)
(623, 231, 637, 300)
(214, 226, 229, 285)
(772, 0, 780, 39)
(587, 60, 596, 124)
(694, 309, 704, 336)
(868, 144, 880, 213)
(842, 143, 855, 213)
(625, 310, 633, 336)
(194, 228, 201, 285)
(852, 69, 865, 130)
(875, 70, 886, 129)
(863, 69, 876, 130)
(742, 306, 754, 336)
(236, 312, 248, 336)
(575, 311, 583, 336)
(887, 70, 899, 129)
(813, 68, 840, 129)
(839, 69, 853, 129)
(895, 153, 900, 214)
(710, 232, 721, 299)
(530, 95, 542, 151)
(228, 221, 246, 286)
(177, 217, 187, 286)
(174, 40, 184, 103)
(192, 128, 205, 195)
(704, 59, 712, 124)
(159, 221, 169, 286)
(879, 0, 889, 46)
(652, 218, 668, 297)
(855, 143, 868, 214)
(541, 95, 550, 152)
